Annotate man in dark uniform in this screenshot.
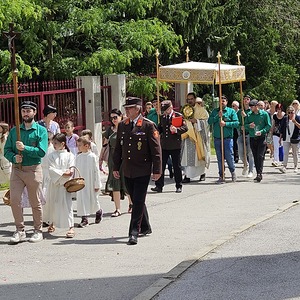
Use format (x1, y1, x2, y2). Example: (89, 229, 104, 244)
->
(151, 100, 188, 193)
(113, 97, 162, 245)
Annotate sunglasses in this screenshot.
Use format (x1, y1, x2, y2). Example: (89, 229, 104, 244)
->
(288, 111, 295, 114)
(110, 116, 119, 120)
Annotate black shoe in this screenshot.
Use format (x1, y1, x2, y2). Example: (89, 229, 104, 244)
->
(95, 209, 103, 224)
(128, 235, 138, 245)
(199, 174, 206, 181)
(140, 229, 152, 236)
(151, 186, 162, 193)
(254, 174, 262, 182)
(176, 187, 182, 193)
(182, 176, 190, 183)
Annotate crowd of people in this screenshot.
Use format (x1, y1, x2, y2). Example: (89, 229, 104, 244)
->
(1, 94, 300, 246)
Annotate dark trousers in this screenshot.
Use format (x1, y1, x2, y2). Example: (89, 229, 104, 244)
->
(233, 128, 239, 162)
(125, 175, 151, 236)
(250, 136, 266, 175)
(156, 148, 182, 189)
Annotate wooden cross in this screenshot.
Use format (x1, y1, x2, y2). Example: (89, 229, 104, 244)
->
(3, 23, 20, 71)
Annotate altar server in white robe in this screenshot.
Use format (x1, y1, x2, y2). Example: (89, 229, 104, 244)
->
(45, 133, 75, 238)
(75, 137, 102, 228)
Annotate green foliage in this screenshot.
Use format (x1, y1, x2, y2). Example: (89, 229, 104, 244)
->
(0, 0, 299, 104)
(127, 75, 170, 101)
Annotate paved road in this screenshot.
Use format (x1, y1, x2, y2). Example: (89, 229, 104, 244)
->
(0, 156, 299, 300)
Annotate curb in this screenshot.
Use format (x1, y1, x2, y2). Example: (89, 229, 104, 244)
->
(133, 200, 299, 300)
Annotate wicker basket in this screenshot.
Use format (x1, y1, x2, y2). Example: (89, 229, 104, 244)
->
(2, 190, 10, 206)
(64, 166, 85, 193)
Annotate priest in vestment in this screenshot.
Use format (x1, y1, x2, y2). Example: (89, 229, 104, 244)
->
(181, 93, 210, 183)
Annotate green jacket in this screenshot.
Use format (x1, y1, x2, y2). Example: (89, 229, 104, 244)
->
(244, 110, 271, 137)
(208, 106, 239, 138)
(4, 122, 48, 166)
(146, 108, 159, 125)
(237, 108, 252, 134)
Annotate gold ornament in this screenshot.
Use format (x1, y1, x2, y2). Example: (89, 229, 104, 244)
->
(181, 104, 194, 119)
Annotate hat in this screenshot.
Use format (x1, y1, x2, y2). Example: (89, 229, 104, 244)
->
(161, 100, 172, 113)
(21, 101, 37, 110)
(249, 99, 258, 107)
(221, 95, 228, 100)
(43, 104, 57, 116)
(152, 96, 165, 104)
(123, 97, 142, 107)
(244, 94, 251, 99)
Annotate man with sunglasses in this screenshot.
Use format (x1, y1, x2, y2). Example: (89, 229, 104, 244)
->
(245, 99, 271, 182)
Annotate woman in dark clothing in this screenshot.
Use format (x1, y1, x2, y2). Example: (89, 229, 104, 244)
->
(104, 109, 132, 216)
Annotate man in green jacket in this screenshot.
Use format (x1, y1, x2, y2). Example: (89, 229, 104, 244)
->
(5, 101, 48, 244)
(244, 99, 271, 182)
(208, 95, 239, 183)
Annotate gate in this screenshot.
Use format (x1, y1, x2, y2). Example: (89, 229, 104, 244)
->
(0, 79, 85, 133)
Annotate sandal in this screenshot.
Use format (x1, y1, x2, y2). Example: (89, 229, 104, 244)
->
(66, 229, 75, 238)
(47, 224, 55, 233)
(128, 204, 133, 213)
(111, 210, 121, 217)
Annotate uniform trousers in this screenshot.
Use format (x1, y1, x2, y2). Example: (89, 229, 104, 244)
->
(156, 148, 182, 189)
(10, 164, 43, 231)
(250, 136, 266, 175)
(125, 175, 151, 236)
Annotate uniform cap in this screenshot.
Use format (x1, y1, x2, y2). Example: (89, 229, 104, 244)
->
(161, 100, 172, 112)
(123, 97, 142, 107)
(21, 101, 37, 110)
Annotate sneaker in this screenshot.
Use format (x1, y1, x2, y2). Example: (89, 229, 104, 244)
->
(242, 167, 248, 176)
(231, 172, 237, 182)
(247, 172, 253, 178)
(95, 209, 103, 224)
(78, 218, 89, 228)
(28, 231, 43, 243)
(216, 177, 225, 184)
(10, 230, 26, 244)
(294, 168, 298, 173)
(272, 161, 279, 167)
(279, 166, 286, 173)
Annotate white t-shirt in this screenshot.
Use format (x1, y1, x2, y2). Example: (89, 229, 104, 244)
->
(285, 120, 295, 143)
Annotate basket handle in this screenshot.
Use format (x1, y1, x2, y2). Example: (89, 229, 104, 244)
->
(69, 166, 82, 178)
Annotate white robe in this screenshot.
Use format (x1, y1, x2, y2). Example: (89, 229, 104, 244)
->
(75, 151, 101, 217)
(44, 150, 75, 228)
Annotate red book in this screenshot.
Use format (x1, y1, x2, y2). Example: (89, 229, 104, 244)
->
(172, 116, 183, 127)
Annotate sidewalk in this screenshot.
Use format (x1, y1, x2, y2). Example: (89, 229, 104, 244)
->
(153, 202, 300, 300)
(1, 156, 300, 300)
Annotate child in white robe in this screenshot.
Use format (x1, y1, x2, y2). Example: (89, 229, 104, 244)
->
(75, 137, 102, 227)
(45, 133, 75, 238)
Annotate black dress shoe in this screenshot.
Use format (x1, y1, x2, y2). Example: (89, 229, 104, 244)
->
(182, 176, 190, 183)
(176, 187, 182, 193)
(140, 229, 152, 236)
(128, 235, 138, 245)
(199, 174, 206, 181)
(151, 186, 162, 193)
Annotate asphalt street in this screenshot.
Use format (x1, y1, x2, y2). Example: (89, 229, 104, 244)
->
(0, 155, 299, 300)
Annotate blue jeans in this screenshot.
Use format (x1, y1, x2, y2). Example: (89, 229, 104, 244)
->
(237, 134, 254, 172)
(214, 138, 235, 177)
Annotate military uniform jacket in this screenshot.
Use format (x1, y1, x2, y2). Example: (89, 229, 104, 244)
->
(113, 116, 162, 178)
(158, 111, 188, 150)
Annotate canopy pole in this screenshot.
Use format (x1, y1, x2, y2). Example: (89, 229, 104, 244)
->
(185, 46, 190, 100)
(155, 49, 161, 122)
(237, 51, 247, 171)
(217, 52, 225, 180)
